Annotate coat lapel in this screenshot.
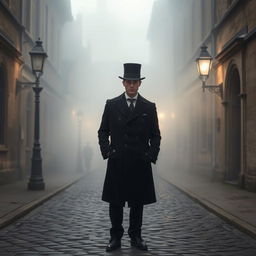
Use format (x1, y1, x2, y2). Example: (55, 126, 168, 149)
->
(116, 93, 130, 119)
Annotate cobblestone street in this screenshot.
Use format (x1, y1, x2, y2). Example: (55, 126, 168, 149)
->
(0, 172, 256, 256)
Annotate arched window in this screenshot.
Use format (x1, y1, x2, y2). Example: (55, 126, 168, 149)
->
(0, 65, 6, 145)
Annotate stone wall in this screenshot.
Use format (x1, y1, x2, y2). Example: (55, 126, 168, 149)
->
(215, 0, 256, 191)
(0, 1, 22, 184)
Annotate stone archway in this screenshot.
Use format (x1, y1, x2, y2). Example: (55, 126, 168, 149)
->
(225, 66, 241, 184)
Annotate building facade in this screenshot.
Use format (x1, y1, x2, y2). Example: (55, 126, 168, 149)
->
(148, 0, 256, 192)
(0, 0, 76, 184)
(148, 0, 215, 179)
(214, 0, 256, 191)
(19, 0, 75, 179)
(0, 0, 23, 183)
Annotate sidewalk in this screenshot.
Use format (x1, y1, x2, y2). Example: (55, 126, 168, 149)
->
(0, 171, 84, 229)
(1, 168, 256, 241)
(160, 169, 256, 239)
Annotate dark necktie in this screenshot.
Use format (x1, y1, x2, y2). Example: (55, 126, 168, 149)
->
(127, 98, 135, 112)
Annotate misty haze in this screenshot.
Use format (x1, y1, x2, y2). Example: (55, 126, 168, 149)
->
(64, 0, 174, 176)
(1, 0, 256, 255)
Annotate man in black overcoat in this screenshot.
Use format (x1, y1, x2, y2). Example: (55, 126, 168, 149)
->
(98, 63, 161, 252)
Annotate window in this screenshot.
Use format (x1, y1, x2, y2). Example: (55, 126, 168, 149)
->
(0, 66, 6, 145)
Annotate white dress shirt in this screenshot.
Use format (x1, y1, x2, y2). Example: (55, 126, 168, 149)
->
(125, 93, 138, 108)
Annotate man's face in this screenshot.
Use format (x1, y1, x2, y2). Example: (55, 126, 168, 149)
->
(123, 80, 141, 98)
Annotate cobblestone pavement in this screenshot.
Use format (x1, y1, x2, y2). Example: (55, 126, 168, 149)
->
(0, 172, 256, 256)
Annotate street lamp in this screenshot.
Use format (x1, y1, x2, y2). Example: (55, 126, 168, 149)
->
(30, 40, 47, 79)
(196, 44, 223, 98)
(27, 38, 47, 190)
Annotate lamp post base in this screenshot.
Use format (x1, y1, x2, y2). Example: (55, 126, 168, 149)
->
(27, 179, 45, 190)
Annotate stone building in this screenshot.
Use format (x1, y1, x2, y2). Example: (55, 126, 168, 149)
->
(214, 0, 256, 191)
(148, 0, 215, 180)
(148, 0, 256, 192)
(17, 0, 74, 180)
(0, 0, 76, 184)
(0, 0, 23, 183)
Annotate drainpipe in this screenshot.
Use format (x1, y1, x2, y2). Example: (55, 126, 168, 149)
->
(240, 42, 246, 189)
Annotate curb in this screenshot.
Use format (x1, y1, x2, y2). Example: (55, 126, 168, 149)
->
(0, 174, 85, 230)
(161, 177, 256, 239)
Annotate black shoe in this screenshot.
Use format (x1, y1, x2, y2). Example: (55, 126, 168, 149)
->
(130, 237, 148, 251)
(106, 238, 121, 252)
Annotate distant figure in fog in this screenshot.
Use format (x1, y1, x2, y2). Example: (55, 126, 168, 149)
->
(98, 63, 161, 252)
(83, 143, 93, 172)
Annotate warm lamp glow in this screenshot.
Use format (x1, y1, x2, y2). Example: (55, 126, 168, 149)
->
(197, 59, 212, 76)
(158, 112, 165, 120)
(195, 45, 223, 98)
(196, 45, 213, 81)
(72, 110, 76, 116)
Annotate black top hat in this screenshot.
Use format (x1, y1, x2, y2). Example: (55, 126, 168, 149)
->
(118, 63, 145, 80)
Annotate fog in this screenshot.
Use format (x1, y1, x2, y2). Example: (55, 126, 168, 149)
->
(60, 0, 192, 178)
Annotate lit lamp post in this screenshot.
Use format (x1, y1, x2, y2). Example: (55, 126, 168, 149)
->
(27, 38, 48, 190)
(76, 110, 84, 173)
(196, 44, 223, 98)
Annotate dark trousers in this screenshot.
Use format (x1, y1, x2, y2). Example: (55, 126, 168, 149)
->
(109, 203, 143, 240)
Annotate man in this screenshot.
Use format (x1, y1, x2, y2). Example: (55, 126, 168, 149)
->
(98, 63, 161, 252)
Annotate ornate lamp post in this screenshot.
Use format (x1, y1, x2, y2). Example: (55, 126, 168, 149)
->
(27, 38, 48, 190)
(196, 44, 223, 98)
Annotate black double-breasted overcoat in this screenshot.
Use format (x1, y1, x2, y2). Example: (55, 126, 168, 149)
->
(98, 93, 161, 206)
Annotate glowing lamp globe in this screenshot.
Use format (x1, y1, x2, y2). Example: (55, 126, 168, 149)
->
(196, 45, 213, 82)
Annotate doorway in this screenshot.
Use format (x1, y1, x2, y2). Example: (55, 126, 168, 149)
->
(225, 66, 241, 184)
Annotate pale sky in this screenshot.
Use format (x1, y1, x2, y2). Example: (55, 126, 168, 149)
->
(70, 0, 155, 63)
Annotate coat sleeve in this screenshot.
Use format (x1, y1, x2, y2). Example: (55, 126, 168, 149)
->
(148, 103, 161, 164)
(98, 100, 110, 159)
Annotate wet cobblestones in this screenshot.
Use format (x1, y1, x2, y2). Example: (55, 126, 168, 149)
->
(0, 173, 256, 255)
